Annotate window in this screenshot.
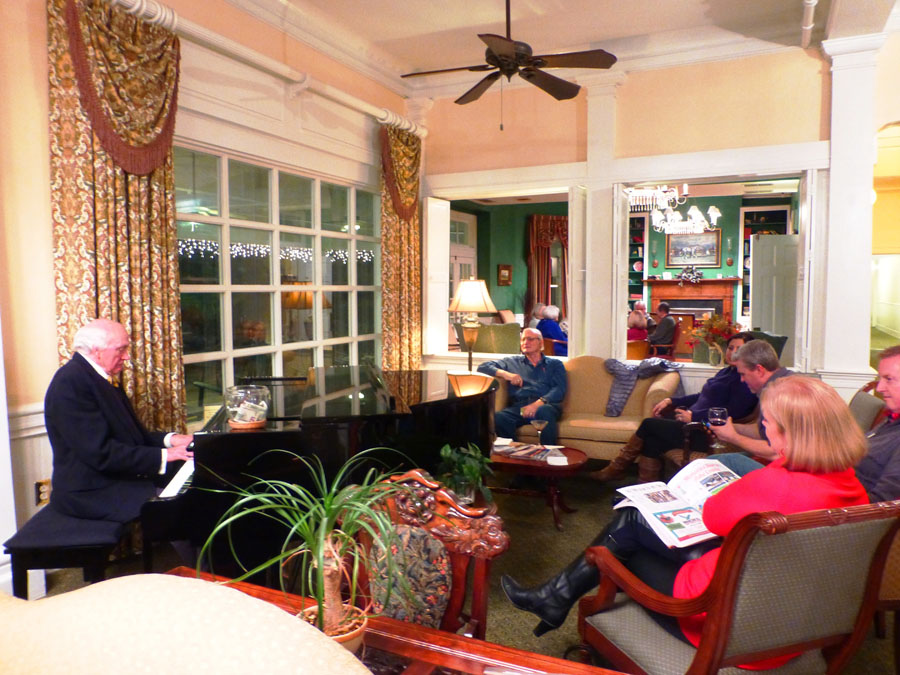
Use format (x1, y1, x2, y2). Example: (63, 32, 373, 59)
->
(175, 146, 382, 427)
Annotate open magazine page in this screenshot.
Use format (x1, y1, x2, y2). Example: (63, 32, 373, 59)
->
(614, 482, 714, 548)
(665, 458, 741, 514)
(612, 459, 740, 548)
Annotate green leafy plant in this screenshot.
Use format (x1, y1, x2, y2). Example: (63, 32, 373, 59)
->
(437, 443, 493, 504)
(198, 448, 414, 636)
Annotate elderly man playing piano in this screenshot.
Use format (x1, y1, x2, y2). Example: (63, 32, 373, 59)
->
(44, 318, 193, 524)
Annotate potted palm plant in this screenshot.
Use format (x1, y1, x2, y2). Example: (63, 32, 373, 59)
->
(437, 442, 493, 505)
(198, 448, 414, 650)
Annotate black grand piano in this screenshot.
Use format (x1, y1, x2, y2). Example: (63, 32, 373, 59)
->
(140, 366, 497, 576)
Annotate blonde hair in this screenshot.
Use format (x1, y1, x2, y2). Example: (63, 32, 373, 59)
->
(760, 377, 867, 473)
(627, 310, 647, 329)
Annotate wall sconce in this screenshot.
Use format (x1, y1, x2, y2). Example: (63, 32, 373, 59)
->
(449, 278, 497, 372)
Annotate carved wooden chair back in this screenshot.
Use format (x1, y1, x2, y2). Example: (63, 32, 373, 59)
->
(360, 469, 509, 641)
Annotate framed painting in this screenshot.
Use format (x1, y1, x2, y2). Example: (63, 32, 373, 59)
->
(665, 231, 721, 268)
(497, 264, 512, 286)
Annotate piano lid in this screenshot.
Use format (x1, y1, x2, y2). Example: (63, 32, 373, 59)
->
(201, 366, 497, 431)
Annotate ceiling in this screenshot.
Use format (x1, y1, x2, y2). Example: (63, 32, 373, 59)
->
(233, 0, 899, 99)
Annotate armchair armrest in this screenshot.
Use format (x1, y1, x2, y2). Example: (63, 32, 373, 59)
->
(642, 373, 680, 419)
(578, 546, 712, 619)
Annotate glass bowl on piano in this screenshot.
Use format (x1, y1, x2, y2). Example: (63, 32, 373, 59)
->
(225, 385, 271, 430)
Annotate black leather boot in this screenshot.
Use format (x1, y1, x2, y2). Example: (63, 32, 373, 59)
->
(502, 550, 599, 636)
(501, 510, 646, 636)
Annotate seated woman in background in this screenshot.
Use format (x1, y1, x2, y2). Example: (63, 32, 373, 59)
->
(591, 332, 757, 483)
(527, 303, 546, 329)
(502, 376, 868, 668)
(626, 308, 648, 340)
(536, 304, 568, 357)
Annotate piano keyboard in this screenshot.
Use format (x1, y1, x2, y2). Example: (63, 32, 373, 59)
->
(160, 459, 194, 498)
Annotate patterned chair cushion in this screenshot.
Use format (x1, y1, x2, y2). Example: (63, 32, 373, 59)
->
(368, 523, 450, 628)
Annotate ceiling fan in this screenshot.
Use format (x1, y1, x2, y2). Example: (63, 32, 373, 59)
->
(401, 0, 617, 105)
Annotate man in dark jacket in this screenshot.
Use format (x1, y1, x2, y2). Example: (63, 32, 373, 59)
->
(45, 319, 193, 523)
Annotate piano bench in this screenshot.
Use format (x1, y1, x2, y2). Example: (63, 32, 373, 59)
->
(2, 505, 126, 599)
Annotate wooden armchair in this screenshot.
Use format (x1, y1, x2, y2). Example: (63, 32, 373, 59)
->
(361, 469, 509, 641)
(543, 337, 567, 356)
(647, 319, 681, 361)
(571, 502, 900, 674)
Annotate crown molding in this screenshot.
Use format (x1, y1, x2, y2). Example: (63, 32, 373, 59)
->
(226, 0, 409, 96)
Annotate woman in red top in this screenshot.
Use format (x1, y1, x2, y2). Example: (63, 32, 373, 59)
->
(502, 377, 868, 663)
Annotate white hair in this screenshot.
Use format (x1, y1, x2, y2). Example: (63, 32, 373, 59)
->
(544, 305, 560, 321)
(72, 320, 115, 354)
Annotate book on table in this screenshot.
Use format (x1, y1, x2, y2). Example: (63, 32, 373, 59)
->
(613, 458, 740, 548)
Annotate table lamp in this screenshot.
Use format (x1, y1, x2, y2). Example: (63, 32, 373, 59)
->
(448, 278, 498, 372)
(448, 370, 495, 397)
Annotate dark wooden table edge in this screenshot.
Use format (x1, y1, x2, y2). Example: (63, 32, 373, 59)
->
(165, 566, 619, 674)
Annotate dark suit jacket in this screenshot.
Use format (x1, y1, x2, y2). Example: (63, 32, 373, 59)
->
(45, 352, 167, 523)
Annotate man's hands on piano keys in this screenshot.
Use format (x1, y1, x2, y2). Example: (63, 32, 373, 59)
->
(166, 434, 194, 463)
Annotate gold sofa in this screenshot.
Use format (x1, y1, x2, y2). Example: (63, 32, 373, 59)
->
(494, 355, 681, 461)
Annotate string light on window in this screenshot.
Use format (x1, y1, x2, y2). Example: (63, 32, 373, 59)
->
(177, 238, 220, 259)
(177, 238, 374, 264)
(280, 246, 314, 263)
(230, 242, 272, 258)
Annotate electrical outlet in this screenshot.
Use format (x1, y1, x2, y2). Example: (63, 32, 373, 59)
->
(34, 479, 51, 506)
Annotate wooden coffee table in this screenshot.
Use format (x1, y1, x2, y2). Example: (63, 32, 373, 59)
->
(490, 447, 588, 531)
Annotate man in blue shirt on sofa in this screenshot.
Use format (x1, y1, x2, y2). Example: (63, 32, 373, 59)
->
(478, 327, 568, 445)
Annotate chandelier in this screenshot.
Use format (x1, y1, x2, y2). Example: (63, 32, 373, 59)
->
(650, 205, 722, 234)
(624, 184, 688, 211)
(624, 184, 721, 235)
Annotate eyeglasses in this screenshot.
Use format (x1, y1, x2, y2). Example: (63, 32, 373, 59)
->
(522, 337, 542, 342)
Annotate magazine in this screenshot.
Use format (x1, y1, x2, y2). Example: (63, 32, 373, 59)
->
(491, 438, 568, 465)
(613, 458, 740, 548)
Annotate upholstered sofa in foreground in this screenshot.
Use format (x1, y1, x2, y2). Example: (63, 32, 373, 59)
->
(496, 355, 681, 461)
(0, 574, 369, 674)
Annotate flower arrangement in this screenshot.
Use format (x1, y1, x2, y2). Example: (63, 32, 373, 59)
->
(687, 313, 740, 364)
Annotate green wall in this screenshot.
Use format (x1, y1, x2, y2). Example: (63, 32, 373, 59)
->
(644, 195, 792, 315)
(450, 201, 568, 316)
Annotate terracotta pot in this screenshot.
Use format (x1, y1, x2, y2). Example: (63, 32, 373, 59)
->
(300, 604, 367, 654)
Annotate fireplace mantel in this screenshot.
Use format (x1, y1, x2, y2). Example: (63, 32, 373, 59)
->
(647, 278, 739, 319)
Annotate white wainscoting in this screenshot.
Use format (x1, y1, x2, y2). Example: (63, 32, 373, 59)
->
(1, 403, 52, 597)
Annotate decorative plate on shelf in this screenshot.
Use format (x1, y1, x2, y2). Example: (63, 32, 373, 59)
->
(632, 260, 643, 272)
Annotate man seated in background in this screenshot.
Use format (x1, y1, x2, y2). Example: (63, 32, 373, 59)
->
(45, 318, 193, 524)
(536, 304, 568, 356)
(647, 302, 675, 354)
(707, 339, 792, 461)
(478, 327, 567, 445)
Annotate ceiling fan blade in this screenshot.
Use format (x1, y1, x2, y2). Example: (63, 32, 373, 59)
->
(478, 33, 517, 61)
(402, 64, 494, 78)
(519, 67, 580, 101)
(534, 48, 617, 70)
(455, 71, 502, 105)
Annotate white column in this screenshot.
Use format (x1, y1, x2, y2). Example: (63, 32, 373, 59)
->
(582, 73, 625, 358)
(819, 35, 886, 379)
(0, 308, 18, 594)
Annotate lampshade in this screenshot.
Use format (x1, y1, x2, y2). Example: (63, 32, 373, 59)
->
(448, 371, 494, 397)
(449, 279, 498, 314)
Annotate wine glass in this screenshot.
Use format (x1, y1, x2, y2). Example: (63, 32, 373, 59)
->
(707, 407, 728, 451)
(530, 419, 549, 447)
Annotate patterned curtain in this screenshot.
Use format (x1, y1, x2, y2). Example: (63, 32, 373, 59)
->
(526, 215, 569, 319)
(48, 0, 186, 431)
(380, 125, 422, 372)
